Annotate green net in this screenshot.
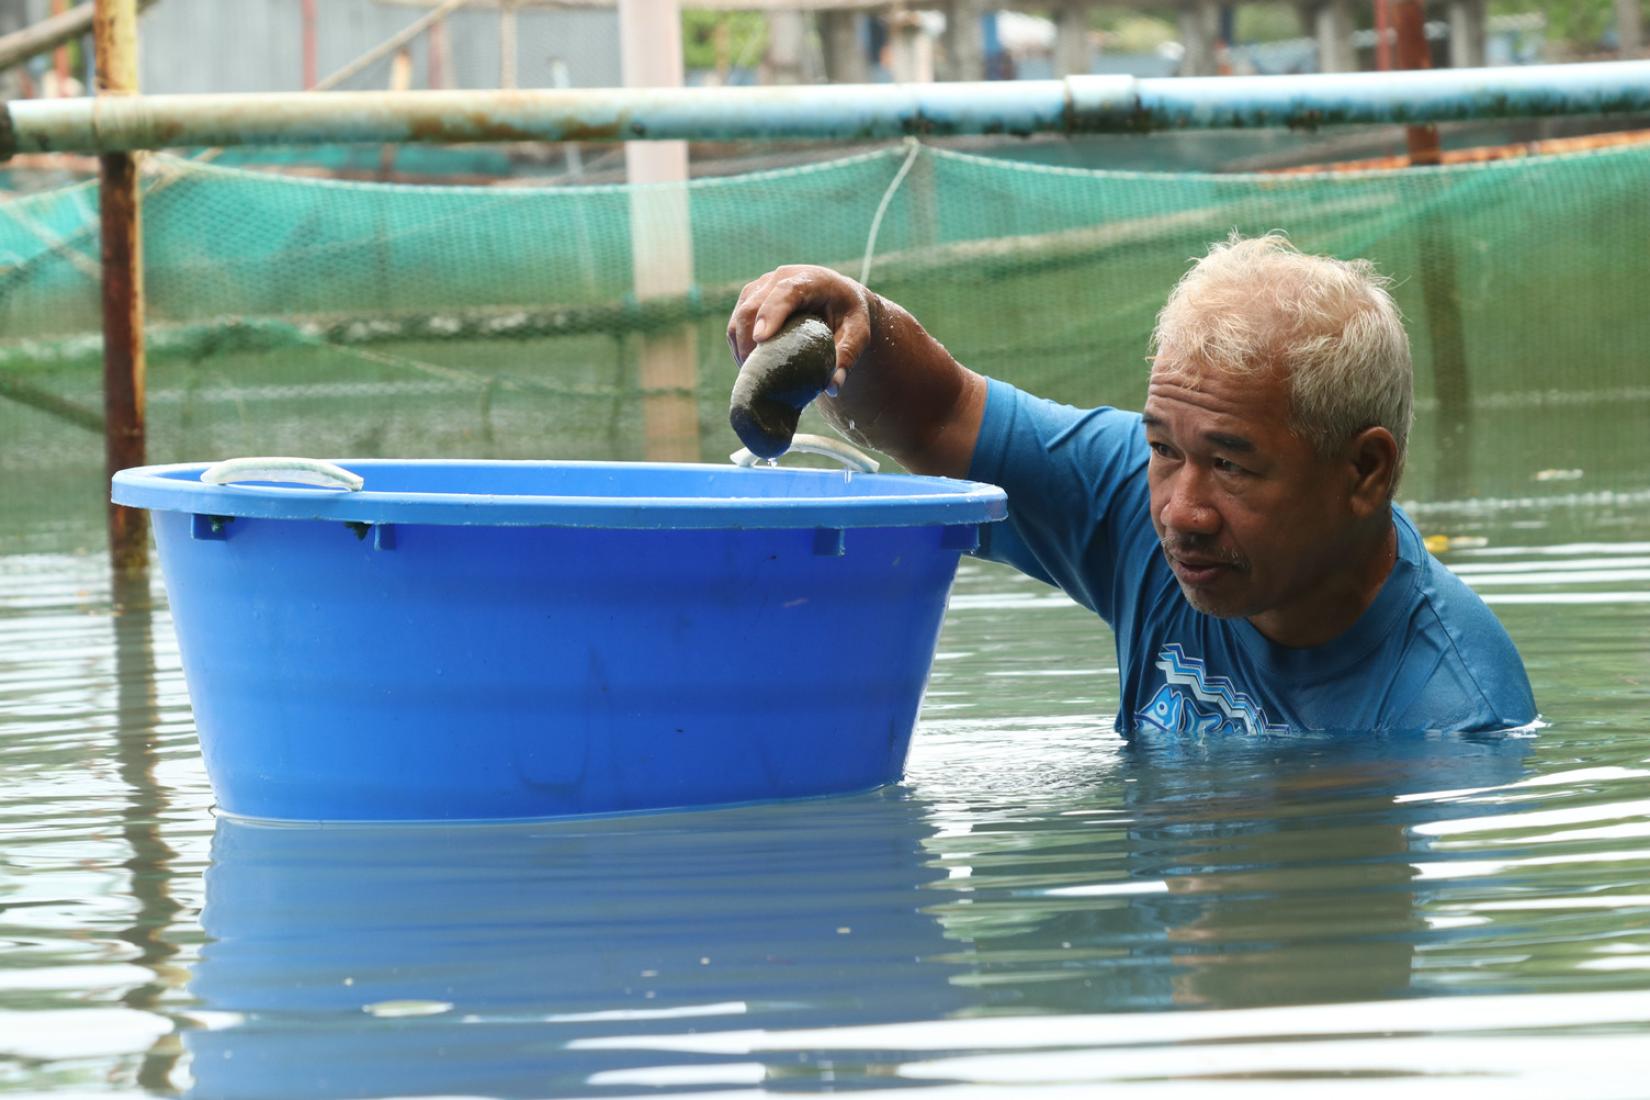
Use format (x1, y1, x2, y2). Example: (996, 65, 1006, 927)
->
(3, 137, 1648, 553)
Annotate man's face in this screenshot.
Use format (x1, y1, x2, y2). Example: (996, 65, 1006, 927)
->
(1143, 357, 1363, 645)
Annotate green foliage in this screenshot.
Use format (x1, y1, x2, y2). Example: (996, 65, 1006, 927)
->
(1492, 0, 1612, 50)
(1088, 10, 1178, 52)
(682, 12, 768, 73)
(1235, 3, 1307, 43)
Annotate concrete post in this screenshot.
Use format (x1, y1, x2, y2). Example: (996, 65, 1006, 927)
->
(1314, 0, 1355, 72)
(499, 0, 518, 89)
(945, 0, 988, 81)
(765, 10, 808, 84)
(1054, 1, 1092, 77)
(1447, 0, 1485, 67)
(618, 0, 700, 461)
(820, 10, 869, 83)
(1178, 0, 1220, 76)
(301, 0, 317, 88)
(1618, 0, 1644, 54)
(889, 12, 933, 83)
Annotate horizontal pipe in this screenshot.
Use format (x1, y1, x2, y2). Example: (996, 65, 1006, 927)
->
(4, 60, 1650, 154)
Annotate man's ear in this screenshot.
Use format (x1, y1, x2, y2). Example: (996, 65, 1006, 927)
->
(1346, 427, 1399, 518)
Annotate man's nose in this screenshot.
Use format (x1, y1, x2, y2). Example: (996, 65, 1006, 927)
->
(1158, 468, 1221, 537)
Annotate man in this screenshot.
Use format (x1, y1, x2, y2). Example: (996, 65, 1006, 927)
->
(727, 234, 1536, 735)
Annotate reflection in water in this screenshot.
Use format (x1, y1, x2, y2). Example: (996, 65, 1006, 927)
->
(6, 530, 1649, 1096)
(924, 731, 1531, 1018)
(187, 793, 974, 1098)
(187, 732, 1535, 1096)
(109, 567, 187, 1091)
(1120, 733, 1528, 1010)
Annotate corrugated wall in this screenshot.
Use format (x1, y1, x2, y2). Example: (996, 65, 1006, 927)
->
(6, 0, 622, 93)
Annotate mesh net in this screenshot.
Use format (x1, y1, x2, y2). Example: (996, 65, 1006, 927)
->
(3, 137, 1648, 552)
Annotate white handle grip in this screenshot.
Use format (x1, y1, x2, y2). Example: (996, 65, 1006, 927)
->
(200, 457, 364, 491)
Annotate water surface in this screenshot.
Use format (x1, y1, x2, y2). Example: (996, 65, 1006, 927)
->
(3, 499, 1649, 1097)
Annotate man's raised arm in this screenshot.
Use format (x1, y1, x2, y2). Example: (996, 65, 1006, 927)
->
(727, 265, 987, 480)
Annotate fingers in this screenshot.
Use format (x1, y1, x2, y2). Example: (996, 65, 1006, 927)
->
(727, 266, 870, 376)
(727, 271, 779, 366)
(827, 299, 870, 396)
(750, 271, 815, 346)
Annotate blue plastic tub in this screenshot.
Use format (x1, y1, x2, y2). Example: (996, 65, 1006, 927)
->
(111, 459, 1006, 821)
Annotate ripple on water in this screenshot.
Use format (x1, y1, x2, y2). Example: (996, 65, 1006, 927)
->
(2, 510, 1649, 1096)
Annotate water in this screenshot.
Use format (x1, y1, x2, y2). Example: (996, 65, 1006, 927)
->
(4, 499, 1650, 1098)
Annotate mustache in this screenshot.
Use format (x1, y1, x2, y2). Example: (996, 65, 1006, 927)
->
(1160, 536, 1246, 568)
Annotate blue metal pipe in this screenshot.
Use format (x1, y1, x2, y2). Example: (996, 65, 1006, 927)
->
(4, 60, 1649, 155)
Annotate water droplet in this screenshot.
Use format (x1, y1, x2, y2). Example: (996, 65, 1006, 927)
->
(764, 457, 777, 468)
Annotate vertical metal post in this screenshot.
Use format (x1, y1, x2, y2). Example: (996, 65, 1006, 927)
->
(1393, 0, 1438, 165)
(96, 0, 147, 575)
(1374, 0, 1393, 70)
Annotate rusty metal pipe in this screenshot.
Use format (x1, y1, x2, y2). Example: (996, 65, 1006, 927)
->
(1394, 0, 1441, 166)
(5, 60, 1650, 154)
(95, 0, 147, 575)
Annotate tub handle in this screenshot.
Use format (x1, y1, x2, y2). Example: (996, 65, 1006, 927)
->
(200, 457, 365, 492)
(730, 433, 880, 474)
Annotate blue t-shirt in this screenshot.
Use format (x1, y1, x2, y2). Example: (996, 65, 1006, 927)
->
(968, 380, 1537, 735)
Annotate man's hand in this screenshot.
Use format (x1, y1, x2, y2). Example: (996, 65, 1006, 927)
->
(726, 265, 987, 479)
(728, 265, 871, 395)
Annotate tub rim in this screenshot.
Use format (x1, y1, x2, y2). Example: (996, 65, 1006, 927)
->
(111, 458, 1009, 531)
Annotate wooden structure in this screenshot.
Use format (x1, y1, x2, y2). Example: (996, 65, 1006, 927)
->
(374, 0, 1540, 80)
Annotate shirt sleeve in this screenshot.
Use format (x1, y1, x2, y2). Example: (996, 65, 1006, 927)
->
(966, 378, 1152, 626)
(1387, 566, 1538, 733)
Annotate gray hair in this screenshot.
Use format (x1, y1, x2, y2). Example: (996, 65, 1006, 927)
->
(1150, 232, 1414, 486)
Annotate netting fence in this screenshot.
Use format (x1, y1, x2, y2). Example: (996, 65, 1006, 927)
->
(3, 136, 1648, 552)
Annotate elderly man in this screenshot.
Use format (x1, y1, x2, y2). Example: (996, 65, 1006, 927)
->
(728, 234, 1536, 735)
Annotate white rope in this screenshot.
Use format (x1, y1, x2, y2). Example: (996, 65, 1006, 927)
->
(858, 138, 921, 288)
